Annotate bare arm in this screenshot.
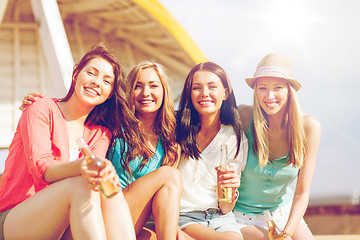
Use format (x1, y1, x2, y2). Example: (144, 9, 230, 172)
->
(44, 159, 83, 182)
(283, 116, 321, 236)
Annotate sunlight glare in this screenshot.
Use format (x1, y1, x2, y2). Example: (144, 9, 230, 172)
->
(267, 0, 308, 41)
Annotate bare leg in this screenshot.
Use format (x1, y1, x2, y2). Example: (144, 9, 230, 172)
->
(177, 227, 195, 240)
(292, 222, 314, 240)
(123, 166, 182, 240)
(182, 224, 243, 240)
(100, 190, 136, 240)
(240, 225, 268, 240)
(152, 167, 182, 240)
(4, 177, 106, 240)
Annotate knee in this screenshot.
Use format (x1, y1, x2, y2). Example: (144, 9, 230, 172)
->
(157, 166, 182, 189)
(62, 176, 93, 198)
(222, 232, 243, 240)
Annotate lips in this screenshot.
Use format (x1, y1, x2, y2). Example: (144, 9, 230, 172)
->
(139, 99, 154, 104)
(264, 101, 279, 108)
(198, 100, 213, 106)
(84, 87, 100, 96)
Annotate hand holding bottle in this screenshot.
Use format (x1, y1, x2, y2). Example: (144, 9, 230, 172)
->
(78, 138, 121, 198)
(216, 144, 240, 202)
(264, 210, 293, 240)
(216, 165, 240, 193)
(80, 158, 120, 191)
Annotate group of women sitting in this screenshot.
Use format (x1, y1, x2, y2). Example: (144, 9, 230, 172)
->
(0, 42, 321, 240)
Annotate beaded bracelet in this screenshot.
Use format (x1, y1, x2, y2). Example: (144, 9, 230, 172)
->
(282, 230, 292, 238)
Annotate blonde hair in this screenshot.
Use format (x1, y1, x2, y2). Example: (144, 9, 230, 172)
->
(253, 83, 307, 168)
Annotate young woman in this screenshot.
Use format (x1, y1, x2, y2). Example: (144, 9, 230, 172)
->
(176, 62, 248, 240)
(0, 43, 137, 240)
(107, 61, 184, 240)
(234, 54, 321, 240)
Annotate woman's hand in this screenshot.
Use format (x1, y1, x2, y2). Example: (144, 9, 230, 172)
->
(80, 158, 121, 191)
(216, 165, 240, 189)
(216, 165, 240, 214)
(19, 92, 45, 111)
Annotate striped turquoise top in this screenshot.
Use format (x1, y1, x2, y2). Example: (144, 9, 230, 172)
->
(108, 137, 164, 188)
(234, 120, 299, 214)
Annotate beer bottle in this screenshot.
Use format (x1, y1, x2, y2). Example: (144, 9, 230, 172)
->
(263, 210, 284, 240)
(78, 137, 120, 198)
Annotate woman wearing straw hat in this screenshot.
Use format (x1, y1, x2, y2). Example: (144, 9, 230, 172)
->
(233, 54, 321, 240)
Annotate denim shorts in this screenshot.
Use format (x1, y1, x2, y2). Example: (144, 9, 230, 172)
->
(179, 208, 242, 234)
(234, 202, 306, 230)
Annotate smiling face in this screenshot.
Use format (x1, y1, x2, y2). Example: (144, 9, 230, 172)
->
(132, 67, 164, 117)
(190, 70, 228, 119)
(255, 77, 289, 116)
(73, 57, 114, 108)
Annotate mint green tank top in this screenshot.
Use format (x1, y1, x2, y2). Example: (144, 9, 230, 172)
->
(234, 120, 299, 214)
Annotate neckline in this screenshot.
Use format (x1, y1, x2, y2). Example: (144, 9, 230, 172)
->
(199, 124, 223, 155)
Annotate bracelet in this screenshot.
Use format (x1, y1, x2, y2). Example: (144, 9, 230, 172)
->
(282, 230, 292, 238)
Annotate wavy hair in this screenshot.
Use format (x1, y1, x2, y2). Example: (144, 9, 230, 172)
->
(121, 61, 178, 174)
(60, 42, 145, 163)
(252, 83, 307, 167)
(176, 62, 243, 160)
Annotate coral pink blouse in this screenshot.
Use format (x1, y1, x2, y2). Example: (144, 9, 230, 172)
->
(0, 97, 111, 212)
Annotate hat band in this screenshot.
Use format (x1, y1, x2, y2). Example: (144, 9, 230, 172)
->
(254, 66, 293, 79)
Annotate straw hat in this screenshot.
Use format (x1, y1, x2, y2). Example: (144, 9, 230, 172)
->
(245, 54, 301, 91)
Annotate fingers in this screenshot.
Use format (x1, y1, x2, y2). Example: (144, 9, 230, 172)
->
(81, 158, 119, 191)
(217, 167, 241, 188)
(80, 159, 101, 191)
(19, 93, 45, 111)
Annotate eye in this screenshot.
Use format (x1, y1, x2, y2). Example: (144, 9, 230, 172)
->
(134, 84, 141, 90)
(87, 71, 94, 76)
(104, 79, 112, 85)
(151, 84, 159, 88)
(209, 85, 217, 89)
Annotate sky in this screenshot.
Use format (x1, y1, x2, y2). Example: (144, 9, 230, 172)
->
(159, 0, 360, 204)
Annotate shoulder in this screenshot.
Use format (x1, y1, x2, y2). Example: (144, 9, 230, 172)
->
(303, 115, 321, 133)
(237, 104, 253, 131)
(27, 96, 57, 110)
(303, 115, 321, 143)
(22, 97, 59, 119)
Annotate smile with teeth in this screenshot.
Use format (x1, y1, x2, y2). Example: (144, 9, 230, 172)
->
(198, 100, 213, 106)
(264, 101, 279, 108)
(139, 100, 154, 104)
(84, 87, 99, 96)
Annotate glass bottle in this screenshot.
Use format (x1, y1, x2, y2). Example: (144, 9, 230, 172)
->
(264, 210, 284, 240)
(217, 144, 232, 202)
(78, 137, 120, 198)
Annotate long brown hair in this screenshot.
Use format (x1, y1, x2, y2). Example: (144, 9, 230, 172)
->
(121, 61, 178, 174)
(61, 42, 145, 163)
(176, 62, 243, 160)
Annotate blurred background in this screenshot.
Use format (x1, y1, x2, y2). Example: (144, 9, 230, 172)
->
(0, 0, 359, 237)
